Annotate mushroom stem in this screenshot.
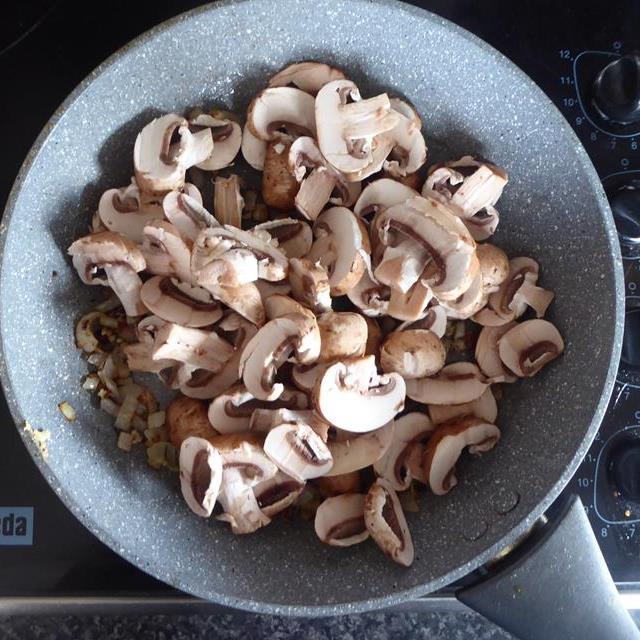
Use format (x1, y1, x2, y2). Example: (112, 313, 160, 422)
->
(213, 175, 244, 228)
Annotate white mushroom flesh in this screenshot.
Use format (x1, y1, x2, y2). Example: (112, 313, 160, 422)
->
(315, 493, 369, 547)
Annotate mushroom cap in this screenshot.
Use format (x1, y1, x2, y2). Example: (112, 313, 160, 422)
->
(380, 329, 446, 379)
(241, 122, 267, 170)
(289, 258, 332, 314)
(475, 322, 518, 382)
(476, 243, 509, 293)
(247, 86, 317, 141)
(140, 275, 223, 328)
(254, 471, 304, 518)
(397, 304, 448, 338)
(317, 311, 368, 363)
(314, 471, 362, 497)
(166, 395, 218, 449)
(326, 420, 394, 476)
(252, 219, 313, 260)
(179, 436, 223, 517)
(428, 387, 498, 426)
(439, 270, 487, 320)
(263, 293, 315, 322)
(314, 355, 406, 433)
(204, 282, 265, 327)
(498, 319, 565, 377)
(269, 61, 346, 95)
(354, 178, 419, 218)
(190, 113, 242, 171)
(364, 478, 414, 566)
(314, 493, 370, 547)
(263, 422, 333, 482)
(422, 417, 501, 495)
(405, 361, 489, 405)
(373, 412, 435, 491)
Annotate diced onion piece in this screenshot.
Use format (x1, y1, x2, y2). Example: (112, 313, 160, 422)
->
(144, 426, 168, 445)
(115, 390, 140, 431)
(146, 441, 179, 470)
(148, 411, 166, 429)
(82, 374, 100, 391)
(58, 401, 77, 422)
(100, 397, 120, 418)
(117, 431, 133, 452)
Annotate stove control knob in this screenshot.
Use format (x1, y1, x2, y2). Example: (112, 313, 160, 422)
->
(592, 53, 640, 124)
(610, 186, 640, 246)
(609, 441, 640, 501)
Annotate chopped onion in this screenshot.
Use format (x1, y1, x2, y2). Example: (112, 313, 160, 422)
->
(117, 431, 133, 452)
(131, 416, 147, 431)
(58, 401, 77, 422)
(115, 389, 140, 431)
(146, 441, 179, 470)
(144, 426, 168, 445)
(82, 374, 100, 391)
(100, 397, 120, 418)
(87, 352, 107, 367)
(148, 411, 166, 429)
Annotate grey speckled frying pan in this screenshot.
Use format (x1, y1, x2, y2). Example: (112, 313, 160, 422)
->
(0, 1, 633, 638)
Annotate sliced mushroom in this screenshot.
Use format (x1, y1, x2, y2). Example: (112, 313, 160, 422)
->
(249, 408, 330, 440)
(123, 340, 176, 375)
(255, 279, 292, 302)
(363, 316, 383, 360)
(241, 122, 267, 170)
(162, 185, 215, 242)
(380, 329, 446, 379)
(315, 493, 369, 547)
(373, 412, 435, 491)
(306, 206, 367, 296)
(140, 275, 223, 327)
(396, 304, 448, 338)
(208, 384, 309, 434)
(382, 101, 427, 178)
(498, 319, 564, 378)
(423, 155, 508, 219)
(317, 312, 368, 363)
(98, 179, 164, 242)
(315, 79, 400, 180)
(153, 323, 234, 373)
(264, 422, 333, 482)
(347, 264, 391, 317)
(190, 112, 242, 171)
(166, 395, 218, 449)
(133, 114, 213, 192)
(179, 436, 223, 517)
(262, 140, 300, 210)
(476, 243, 509, 294)
(428, 387, 498, 425)
(314, 356, 405, 433)
(291, 362, 330, 393)
(465, 205, 501, 242)
(364, 478, 414, 566)
(314, 471, 362, 497)
(387, 277, 433, 321)
(269, 61, 346, 94)
(326, 420, 394, 476)
(288, 258, 331, 313)
(68, 231, 147, 316)
(423, 417, 501, 495)
(239, 313, 321, 400)
(205, 282, 265, 327)
(475, 322, 518, 382)
(439, 271, 487, 320)
(141, 221, 193, 283)
(213, 175, 244, 228)
(405, 362, 489, 405)
(353, 178, 419, 218)
(252, 219, 313, 259)
(247, 86, 317, 141)
(263, 293, 317, 321)
(254, 471, 305, 518)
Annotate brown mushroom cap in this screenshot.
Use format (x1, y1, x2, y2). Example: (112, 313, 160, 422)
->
(380, 329, 446, 379)
(396, 304, 448, 338)
(317, 312, 368, 363)
(405, 362, 489, 405)
(167, 395, 218, 449)
(179, 436, 223, 517)
(498, 319, 565, 377)
(315, 493, 370, 547)
(476, 243, 509, 293)
(422, 417, 501, 495)
(314, 471, 362, 497)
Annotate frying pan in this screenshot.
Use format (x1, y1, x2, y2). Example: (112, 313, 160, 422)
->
(0, 1, 633, 638)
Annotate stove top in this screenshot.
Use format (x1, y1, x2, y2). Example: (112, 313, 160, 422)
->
(1, 0, 640, 614)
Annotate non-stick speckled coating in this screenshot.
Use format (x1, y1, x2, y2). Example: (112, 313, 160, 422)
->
(0, 0, 623, 616)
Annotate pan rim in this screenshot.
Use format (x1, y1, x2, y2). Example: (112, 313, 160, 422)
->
(0, 0, 624, 616)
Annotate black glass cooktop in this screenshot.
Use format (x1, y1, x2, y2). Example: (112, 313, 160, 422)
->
(1, 0, 640, 607)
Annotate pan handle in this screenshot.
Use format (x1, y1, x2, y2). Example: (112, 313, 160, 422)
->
(457, 494, 639, 640)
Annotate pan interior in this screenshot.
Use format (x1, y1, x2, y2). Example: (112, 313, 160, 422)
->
(0, 0, 621, 614)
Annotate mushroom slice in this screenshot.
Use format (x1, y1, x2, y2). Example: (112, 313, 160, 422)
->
(179, 313, 258, 399)
(439, 271, 487, 320)
(315, 471, 361, 497)
(252, 219, 313, 260)
(179, 436, 223, 517)
(306, 206, 367, 296)
(353, 178, 419, 218)
(263, 293, 317, 322)
(314, 356, 406, 433)
(140, 275, 223, 327)
(373, 412, 435, 491)
(347, 265, 390, 318)
(153, 323, 234, 372)
(423, 155, 508, 219)
(213, 175, 244, 228)
(208, 384, 309, 434)
(141, 221, 193, 283)
(205, 282, 265, 327)
(97, 179, 164, 243)
(475, 323, 518, 382)
(289, 258, 331, 313)
(291, 362, 330, 393)
(476, 243, 509, 294)
(315, 79, 400, 179)
(255, 279, 292, 302)
(317, 312, 368, 363)
(248, 86, 317, 141)
(167, 395, 219, 449)
(162, 188, 217, 243)
(268, 61, 346, 94)
(498, 319, 564, 378)
(264, 422, 333, 482)
(389, 97, 422, 129)
(364, 479, 414, 566)
(241, 122, 267, 170)
(250, 408, 330, 439)
(405, 362, 489, 405)
(397, 305, 448, 338)
(423, 417, 501, 495)
(190, 113, 242, 171)
(465, 205, 500, 241)
(261, 139, 300, 211)
(326, 420, 394, 476)
(254, 471, 305, 518)
(428, 387, 498, 425)
(380, 329, 446, 379)
(382, 105, 427, 178)
(133, 114, 213, 192)
(68, 231, 146, 316)
(387, 278, 433, 321)
(240, 314, 321, 400)
(315, 494, 369, 547)
(123, 340, 176, 375)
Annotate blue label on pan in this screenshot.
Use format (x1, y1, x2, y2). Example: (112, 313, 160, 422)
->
(0, 507, 34, 545)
